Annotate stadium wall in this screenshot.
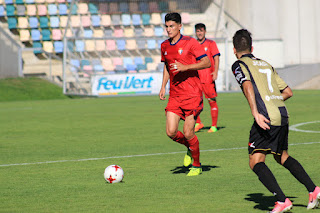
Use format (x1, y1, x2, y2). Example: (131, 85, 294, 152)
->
(0, 27, 23, 78)
(223, 0, 320, 66)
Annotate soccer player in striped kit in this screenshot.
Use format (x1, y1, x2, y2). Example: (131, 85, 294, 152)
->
(232, 29, 319, 212)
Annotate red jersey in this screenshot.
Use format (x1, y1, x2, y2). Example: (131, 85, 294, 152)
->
(198, 38, 220, 83)
(161, 35, 207, 97)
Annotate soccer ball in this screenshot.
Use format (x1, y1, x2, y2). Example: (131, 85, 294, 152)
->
(104, 165, 124, 184)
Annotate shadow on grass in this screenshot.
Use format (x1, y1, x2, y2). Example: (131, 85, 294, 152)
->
(245, 193, 297, 211)
(170, 165, 219, 174)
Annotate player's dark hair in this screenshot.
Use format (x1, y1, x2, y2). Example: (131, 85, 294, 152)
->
(195, 23, 206, 31)
(233, 29, 252, 52)
(165, 12, 181, 24)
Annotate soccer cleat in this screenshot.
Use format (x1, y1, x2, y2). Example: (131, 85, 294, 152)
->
(186, 166, 202, 176)
(307, 186, 320, 209)
(269, 198, 293, 213)
(194, 123, 204, 132)
(208, 126, 218, 133)
(183, 149, 192, 167)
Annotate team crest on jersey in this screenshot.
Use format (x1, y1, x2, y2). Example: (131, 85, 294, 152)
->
(178, 48, 183, 55)
(204, 47, 208, 51)
(164, 51, 167, 55)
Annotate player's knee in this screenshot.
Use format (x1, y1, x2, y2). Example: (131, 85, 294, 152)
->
(183, 130, 194, 140)
(166, 129, 178, 139)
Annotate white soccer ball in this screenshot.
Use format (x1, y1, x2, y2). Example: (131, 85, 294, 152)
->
(104, 165, 124, 184)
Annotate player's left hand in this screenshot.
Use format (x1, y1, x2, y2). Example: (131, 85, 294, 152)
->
(171, 60, 187, 73)
(211, 72, 218, 81)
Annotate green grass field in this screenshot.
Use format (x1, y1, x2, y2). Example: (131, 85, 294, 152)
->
(0, 90, 319, 212)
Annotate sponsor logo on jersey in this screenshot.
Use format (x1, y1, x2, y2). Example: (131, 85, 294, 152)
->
(204, 47, 208, 51)
(265, 95, 284, 101)
(253, 60, 268, 66)
(178, 48, 183, 55)
(164, 51, 167, 55)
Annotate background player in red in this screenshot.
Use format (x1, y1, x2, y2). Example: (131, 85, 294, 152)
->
(159, 13, 211, 176)
(194, 23, 221, 133)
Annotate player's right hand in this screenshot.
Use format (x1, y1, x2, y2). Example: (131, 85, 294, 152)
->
(254, 113, 270, 130)
(159, 88, 166, 100)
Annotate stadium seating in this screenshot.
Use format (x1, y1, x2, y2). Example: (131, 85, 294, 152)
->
(0, 0, 194, 74)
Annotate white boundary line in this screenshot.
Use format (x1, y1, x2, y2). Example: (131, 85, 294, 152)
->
(1, 141, 319, 168)
(290, 121, 320, 133)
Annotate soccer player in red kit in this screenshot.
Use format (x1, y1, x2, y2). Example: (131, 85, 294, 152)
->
(194, 23, 221, 133)
(159, 13, 211, 176)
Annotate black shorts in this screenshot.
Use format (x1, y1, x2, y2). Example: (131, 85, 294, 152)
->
(248, 122, 288, 155)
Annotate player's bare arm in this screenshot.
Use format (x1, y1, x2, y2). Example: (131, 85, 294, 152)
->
(281, 86, 293, 101)
(172, 56, 211, 73)
(242, 80, 270, 130)
(159, 64, 169, 100)
(211, 55, 220, 81)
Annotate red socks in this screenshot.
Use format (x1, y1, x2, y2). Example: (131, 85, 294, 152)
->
(172, 131, 189, 148)
(187, 135, 201, 167)
(172, 132, 201, 167)
(209, 101, 218, 127)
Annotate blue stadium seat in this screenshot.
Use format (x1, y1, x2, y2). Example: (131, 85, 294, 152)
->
(159, 1, 169, 12)
(6, 5, 15, 16)
(50, 16, 59, 28)
(67, 41, 74, 52)
(157, 39, 164, 48)
(25, 0, 35, 4)
(58, 4, 67, 15)
(147, 39, 156, 49)
(111, 14, 121, 26)
(88, 3, 98, 14)
(16, 5, 25, 16)
(145, 57, 153, 64)
(39, 17, 49, 28)
(83, 29, 93, 38)
(121, 14, 131, 26)
(132, 14, 141, 26)
(119, 2, 129, 13)
(54, 41, 63, 53)
(91, 15, 100, 27)
(123, 57, 133, 66)
(41, 29, 51, 41)
(15, 0, 24, 4)
(137, 40, 146, 49)
(137, 64, 147, 72)
(81, 59, 90, 69)
(134, 27, 143, 37)
(154, 26, 164, 36)
(134, 57, 144, 65)
(142, 14, 151, 25)
(5, 0, 13, 4)
(161, 13, 166, 24)
(29, 17, 38, 28)
(75, 40, 85, 52)
(70, 59, 80, 72)
(33, 42, 42, 54)
(70, 4, 78, 15)
(31, 29, 41, 41)
(92, 59, 103, 72)
(48, 4, 58, 15)
(139, 2, 148, 13)
(116, 40, 126, 51)
(7, 17, 17, 29)
(0, 6, 5, 17)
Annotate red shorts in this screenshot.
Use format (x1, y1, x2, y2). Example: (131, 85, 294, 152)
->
(201, 82, 217, 99)
(165, 96, 203, 120)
